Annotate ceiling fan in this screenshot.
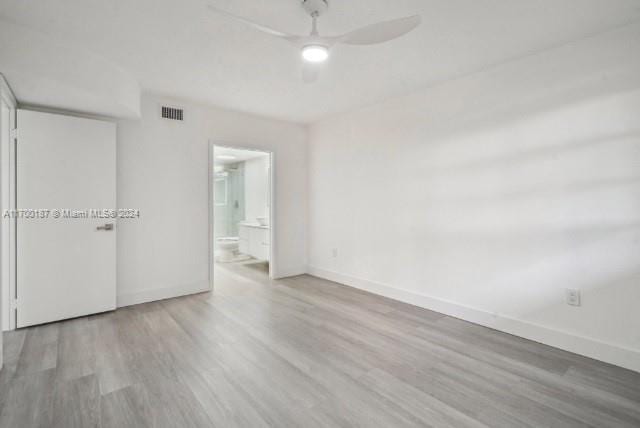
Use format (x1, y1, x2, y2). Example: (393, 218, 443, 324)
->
(207, 0, 421, 82)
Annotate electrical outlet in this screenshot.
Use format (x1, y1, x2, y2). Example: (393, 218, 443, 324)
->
(566, 289, 581, 307)
(332, 248, 338, 258)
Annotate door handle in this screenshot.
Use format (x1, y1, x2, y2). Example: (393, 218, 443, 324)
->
(96, 223, 114, 231)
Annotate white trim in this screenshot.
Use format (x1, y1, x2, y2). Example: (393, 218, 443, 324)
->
(269, 151, 277, 279)
(308, 265, 640, 373)
(274, 266, 307, 279)
(16, 104, 117, 123)
(207, 141, 216, 291)
(0, 75, 17, 107)
(0, 75, 17, 336)
(7, 106, 16, 332)
(117, 281, 210, 308)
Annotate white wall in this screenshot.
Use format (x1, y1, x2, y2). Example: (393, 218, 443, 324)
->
(117, 94, 307, 306)
(308, 24, 640, 372)
(244, 155, 270, 224)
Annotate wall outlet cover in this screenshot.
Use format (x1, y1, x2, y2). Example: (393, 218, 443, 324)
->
(566, 289, 581, 307)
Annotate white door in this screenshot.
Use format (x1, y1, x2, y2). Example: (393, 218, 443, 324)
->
(17, 110, 116, 327)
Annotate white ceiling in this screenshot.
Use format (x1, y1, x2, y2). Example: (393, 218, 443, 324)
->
(0, 19, 141, 118)
(1, 0, 640, 123)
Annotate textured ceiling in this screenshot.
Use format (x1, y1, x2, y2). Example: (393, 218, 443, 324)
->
(1, 0, 640, 122)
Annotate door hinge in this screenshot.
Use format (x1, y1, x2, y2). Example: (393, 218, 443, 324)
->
(10, 299, 17, 310)
(10, 128, 17, 141)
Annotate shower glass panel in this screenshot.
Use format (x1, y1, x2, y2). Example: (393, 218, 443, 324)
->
(213, 163, 245, 238)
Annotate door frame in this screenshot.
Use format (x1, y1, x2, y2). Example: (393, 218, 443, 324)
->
(0, 74, 17, 333)
(208, 142, 276, 290)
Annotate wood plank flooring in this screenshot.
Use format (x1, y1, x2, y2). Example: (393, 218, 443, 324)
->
(1, 260, 640, 427)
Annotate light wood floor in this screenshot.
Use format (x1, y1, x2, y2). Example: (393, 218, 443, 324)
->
(1, 261, 640, 427)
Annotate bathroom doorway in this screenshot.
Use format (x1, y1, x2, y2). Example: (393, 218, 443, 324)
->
(210, 144, 274, 285)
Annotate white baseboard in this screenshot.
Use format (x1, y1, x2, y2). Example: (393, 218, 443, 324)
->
(307, 266, 640, 373)
(273, 266, 307, 280)
(117, 281, 211, 308)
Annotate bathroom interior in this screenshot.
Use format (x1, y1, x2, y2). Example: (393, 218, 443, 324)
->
(213, 146, 271, 275)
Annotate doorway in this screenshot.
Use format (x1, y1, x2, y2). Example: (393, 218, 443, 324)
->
(210, 144, 274, 285)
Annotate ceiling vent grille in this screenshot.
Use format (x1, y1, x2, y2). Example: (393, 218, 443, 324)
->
(161, 106, 184, 121)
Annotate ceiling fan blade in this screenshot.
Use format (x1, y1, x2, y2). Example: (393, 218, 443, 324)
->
(207, 4, 300, 42)
(338, 15, 421, 45)
(302, 63, 320, 83)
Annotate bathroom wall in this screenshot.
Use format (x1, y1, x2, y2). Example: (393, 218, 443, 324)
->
(308, 23, 640, 371)
(244, 155, 270, 224)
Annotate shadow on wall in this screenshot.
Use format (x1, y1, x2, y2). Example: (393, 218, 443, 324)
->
(400, 94, 640, 349)
(310, 82, 640, 355)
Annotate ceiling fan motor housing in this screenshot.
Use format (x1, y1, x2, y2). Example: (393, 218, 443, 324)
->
(302, 0, 329, 17)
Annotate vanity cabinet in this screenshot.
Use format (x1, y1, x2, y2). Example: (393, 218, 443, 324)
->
(239, 224, 270, 261)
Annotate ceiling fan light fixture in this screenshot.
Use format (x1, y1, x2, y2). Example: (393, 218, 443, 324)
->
(207, 2, 422, 82)
(302, 45, 329, 63)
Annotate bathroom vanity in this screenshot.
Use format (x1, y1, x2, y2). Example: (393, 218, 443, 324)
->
(239, 223, 270, 261)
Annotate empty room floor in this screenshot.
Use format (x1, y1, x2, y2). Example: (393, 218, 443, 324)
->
(1, 262, 639, 427)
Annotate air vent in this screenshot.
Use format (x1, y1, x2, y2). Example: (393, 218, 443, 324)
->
(161, 106, 184, 121)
